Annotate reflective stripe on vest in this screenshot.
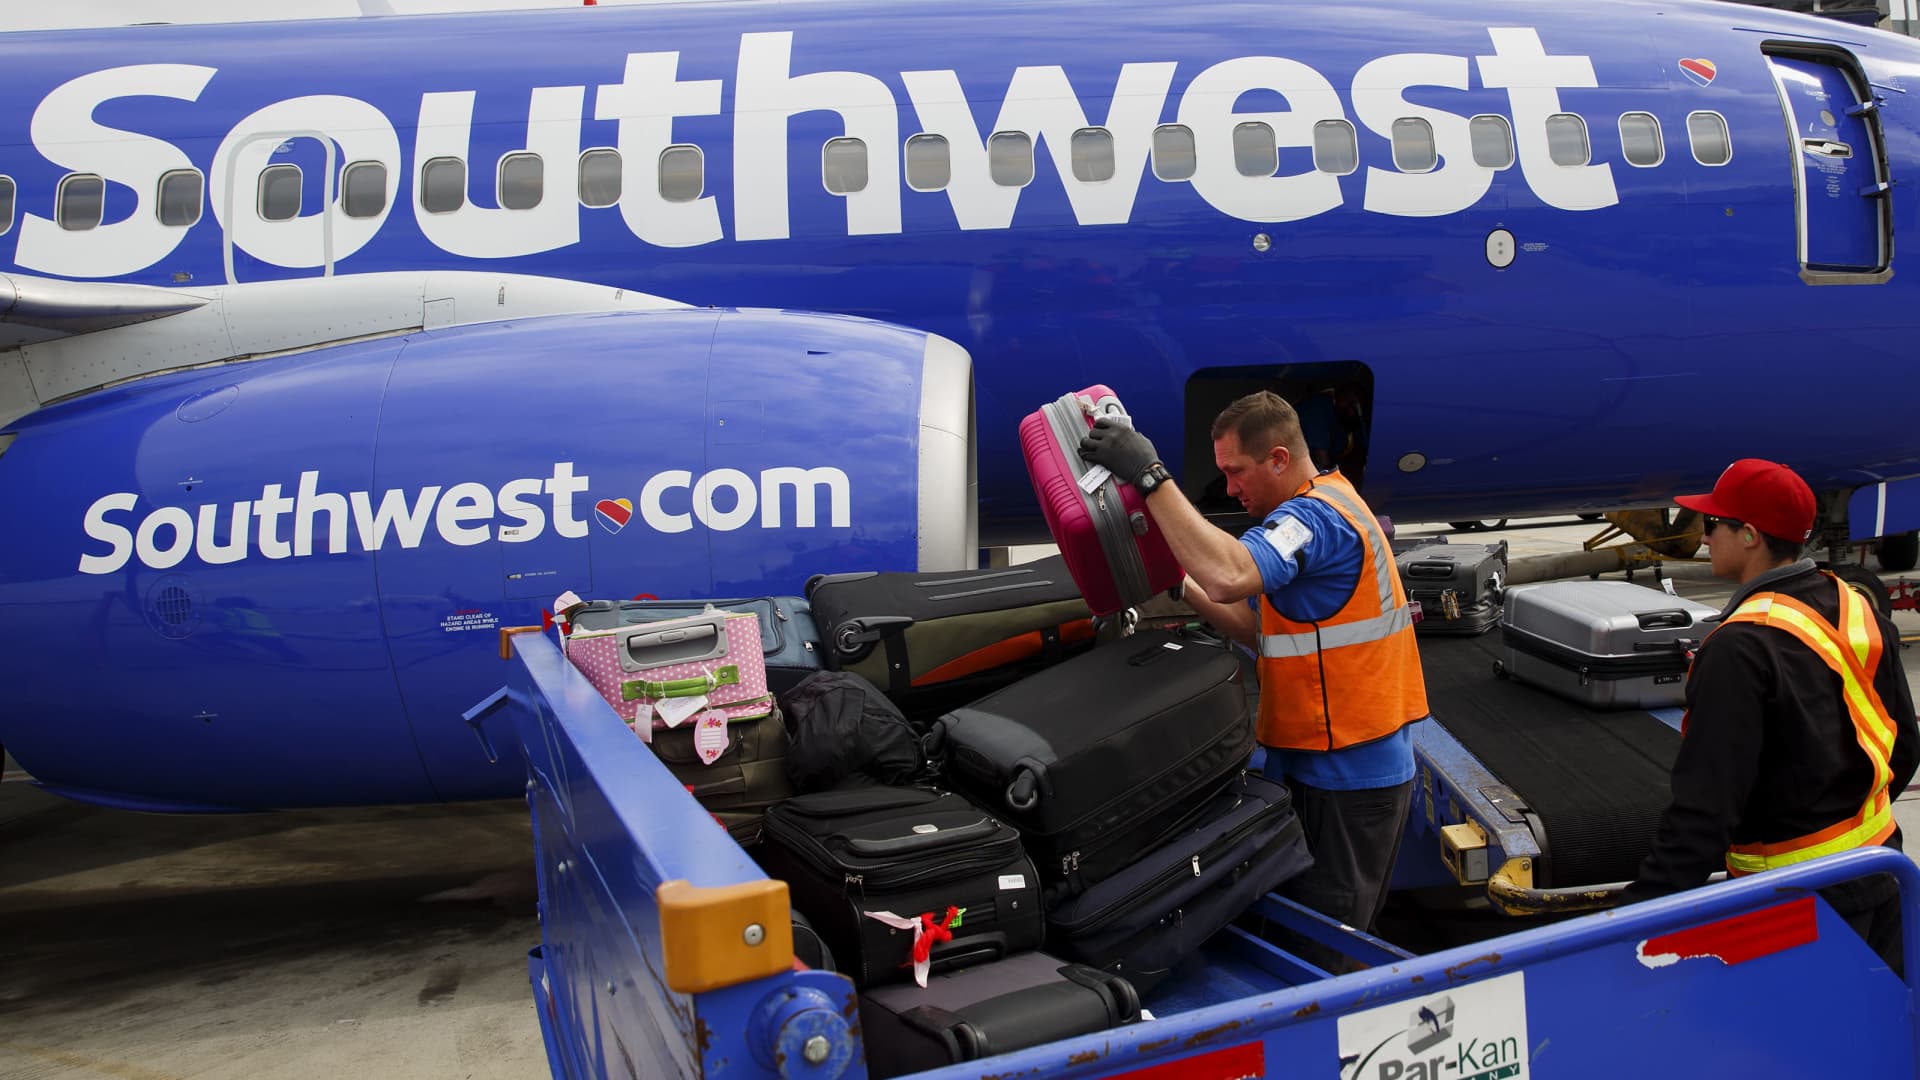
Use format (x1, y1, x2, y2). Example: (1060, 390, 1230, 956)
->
(1256, 479, 1402, 660)
(1253, 471, 1428, 752)
(1720, 577, 1898, 876)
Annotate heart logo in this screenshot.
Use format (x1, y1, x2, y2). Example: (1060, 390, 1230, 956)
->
(1679, 58, 1717, 87)
(594, 498, 633, 533)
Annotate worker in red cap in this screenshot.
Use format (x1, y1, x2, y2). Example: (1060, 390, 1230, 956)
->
(1628, 459, 1917, 974)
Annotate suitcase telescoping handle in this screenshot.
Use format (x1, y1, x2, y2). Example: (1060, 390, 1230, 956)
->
(615, 612, 731, 671)
(843, 817, 999, 856)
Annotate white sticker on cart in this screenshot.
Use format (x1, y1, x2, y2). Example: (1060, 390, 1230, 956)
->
(1337, 971, 1527, 1080)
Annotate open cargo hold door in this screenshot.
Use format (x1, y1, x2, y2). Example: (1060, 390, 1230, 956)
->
(1764, 46, 1893, 282)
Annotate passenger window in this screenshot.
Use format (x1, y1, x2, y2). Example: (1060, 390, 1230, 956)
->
(1619, 113, 1663, 168)
(1688, 111, 1732, 166)
(257, 164, 302, 221)
(905, 134, 951, 192)
(58, 173, 105, 231)
(1312, 120, 1357, 175)
(0, 175, 12, 236)
(157, 169, 203, 227)
(1391, 118, 1437, 172)
(822, 137, 868, 195)
(988, 131, 1033, 188)
(1545, 114, 1590, 167)
(1233, 121, 1277, 178)
(1071, 127, 1115, 183)
(499, 152, 543, 210)
(341, 161, 388, 219)
(421, 156, 466, 213)
(1152, 124, 1196, 182)
(658, 144, 705, 203)
(1469, 115, 1514, 169)
(578, 148, 621, 207)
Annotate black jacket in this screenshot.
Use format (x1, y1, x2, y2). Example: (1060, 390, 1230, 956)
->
(1628, 560, 1917, 901)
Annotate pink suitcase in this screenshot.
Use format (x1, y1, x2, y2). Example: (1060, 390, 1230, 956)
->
(566, 609, 775, 729)
(1019, 386, 1182, 616)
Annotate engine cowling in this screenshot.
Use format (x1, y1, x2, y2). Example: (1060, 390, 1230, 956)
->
(0, 307, 973, 809)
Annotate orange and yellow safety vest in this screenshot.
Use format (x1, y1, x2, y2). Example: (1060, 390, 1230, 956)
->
(1714, 574, 1899, 876)
(1256, 471, 1428, 751)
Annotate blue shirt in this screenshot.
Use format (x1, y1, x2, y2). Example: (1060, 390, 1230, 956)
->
(1237, 479, 1417, 792)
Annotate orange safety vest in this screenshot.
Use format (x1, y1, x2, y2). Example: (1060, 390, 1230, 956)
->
(1256, 471, 1428, 751)
(1712, 574, 1899, 876)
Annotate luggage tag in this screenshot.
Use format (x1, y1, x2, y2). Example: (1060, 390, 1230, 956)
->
(693, 711, 729, 765)
(862, 906, 962, 988)
(552, 589, 586, 652)
(629, 704, 655, 744)
(656, 694, 709, 729)
(1078, 464, 1114, 494)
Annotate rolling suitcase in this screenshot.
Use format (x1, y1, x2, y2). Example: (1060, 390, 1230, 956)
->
(1044, 771, 1312, 992)
(568, 596, 821, 695)
(858, 951, 1140, 1078)
(1019, 385, 1184, 616)
(1396, 541, 1507, 636)
(566, 608, 776, 726)
(932, 628, 1254, 891)
(758, 784, 1044, 988)
(1497, 581, 1717, 708)
(806, 556, 1094, 702)
(647, 708, 793, 846)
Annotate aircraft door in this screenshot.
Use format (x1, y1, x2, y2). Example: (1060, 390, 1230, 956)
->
(1764, 51, 1891, 277)
(216, 131, 340, 284)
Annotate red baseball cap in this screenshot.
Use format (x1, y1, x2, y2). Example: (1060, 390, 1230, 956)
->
(1674, 459, 1816, 542)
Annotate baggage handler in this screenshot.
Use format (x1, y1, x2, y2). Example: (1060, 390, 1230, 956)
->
(1079, 390, 1428, 949)
(1627, 459, 1917, 974)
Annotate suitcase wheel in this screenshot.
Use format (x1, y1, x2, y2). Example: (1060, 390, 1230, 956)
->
(1492, 659, 1508, 680)
(1006, 769, 1040, 812)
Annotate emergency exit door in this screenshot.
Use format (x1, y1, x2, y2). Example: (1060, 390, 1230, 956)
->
(1765, 51, 1891, 276)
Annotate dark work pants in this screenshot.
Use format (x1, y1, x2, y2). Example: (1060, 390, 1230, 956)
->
(1821, 871, 1905, 978)
(1278, 778, 1415, 940)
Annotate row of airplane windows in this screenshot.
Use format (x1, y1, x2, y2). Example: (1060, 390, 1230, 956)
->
(0, 110, 1734, 235)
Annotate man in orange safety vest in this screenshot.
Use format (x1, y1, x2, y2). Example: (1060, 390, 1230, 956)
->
(1628, 459, 1917, 975)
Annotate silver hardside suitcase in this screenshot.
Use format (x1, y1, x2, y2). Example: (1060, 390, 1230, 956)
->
(1496, 581, 1718, 709)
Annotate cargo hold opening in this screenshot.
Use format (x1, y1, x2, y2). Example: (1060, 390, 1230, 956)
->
(1182, 362, 1374, 530)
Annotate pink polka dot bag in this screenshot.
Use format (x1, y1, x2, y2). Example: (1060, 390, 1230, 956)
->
(566, 608, 776, 728)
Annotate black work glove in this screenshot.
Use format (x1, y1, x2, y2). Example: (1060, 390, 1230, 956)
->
(1078, 418, 1161, 489)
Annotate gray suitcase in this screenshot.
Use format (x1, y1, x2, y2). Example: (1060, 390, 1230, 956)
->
(1396, 541, 1507, 636)
(1496, 581, 1717, 708)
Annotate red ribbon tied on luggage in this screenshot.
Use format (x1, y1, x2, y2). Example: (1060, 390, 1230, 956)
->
(862, 905, 961, 987)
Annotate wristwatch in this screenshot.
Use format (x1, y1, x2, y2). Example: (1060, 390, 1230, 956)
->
(1135, 462, 1173, 497)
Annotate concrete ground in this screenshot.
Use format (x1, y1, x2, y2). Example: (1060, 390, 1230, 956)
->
(1, 515, 1916, 1079)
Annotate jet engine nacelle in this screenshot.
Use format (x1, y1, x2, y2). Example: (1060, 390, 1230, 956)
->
(0, 308, 974, 810)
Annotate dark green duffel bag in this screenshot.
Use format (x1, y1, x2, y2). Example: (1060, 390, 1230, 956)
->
(647, 707, 793, 847)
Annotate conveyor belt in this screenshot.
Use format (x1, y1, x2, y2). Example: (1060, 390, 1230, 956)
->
(1417, 633, 1681, 887)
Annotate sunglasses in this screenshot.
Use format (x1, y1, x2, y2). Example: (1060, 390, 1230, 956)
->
(1702, 515, 1743, 534)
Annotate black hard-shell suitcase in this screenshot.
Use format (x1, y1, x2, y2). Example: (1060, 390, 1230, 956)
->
(1396, 541, 1507, 636)
(805, 556, 1094, 702)
(758, 784, 1044, 988)
(858, 951, 1140, 1078)
(649, 708, 793, 846)
(568, 596, 821, 695)
(1045, 771, 1312, 992)
(933, 628, 1255, 891)
(1497, 581, 1717, 708)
